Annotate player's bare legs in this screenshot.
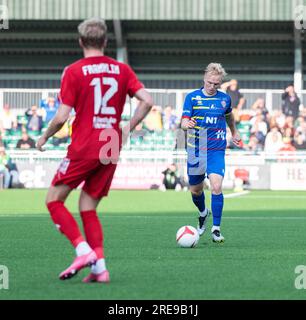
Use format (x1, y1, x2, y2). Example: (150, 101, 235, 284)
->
(190, 182, 210, 236)
(46, 184, 72, 203)
(208, 173, 225, 242)
(46, 184, 97, 280)
(189, 183, 203, 197)
(79, 190, 110, 283)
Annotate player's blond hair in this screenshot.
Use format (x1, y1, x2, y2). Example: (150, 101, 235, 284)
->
(204, 63, 227, 80)
(78, 18, 107, 49)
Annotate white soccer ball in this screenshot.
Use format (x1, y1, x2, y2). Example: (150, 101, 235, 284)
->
(176, 225, 199, 248)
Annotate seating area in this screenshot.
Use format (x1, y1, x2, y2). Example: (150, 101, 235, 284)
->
(1, 126, 70, 151)
(128, 130, 177, 151)
(1, 124, 177, 152)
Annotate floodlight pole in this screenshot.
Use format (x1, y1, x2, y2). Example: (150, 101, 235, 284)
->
(0, 90, 3, 113)
(294, 23, 303, 102)
(113, 19, 128, 64)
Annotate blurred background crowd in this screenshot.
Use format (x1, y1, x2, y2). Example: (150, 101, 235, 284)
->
(1, 81, 306, 154)
(0, 96, 73, 151)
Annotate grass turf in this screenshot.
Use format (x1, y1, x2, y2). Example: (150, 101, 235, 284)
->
(0, 189, 306, 300)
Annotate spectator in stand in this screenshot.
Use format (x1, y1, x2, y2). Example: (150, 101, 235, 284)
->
(26, 105, 43, 133)
(293, 131, 306, 150)
(279, 137, 296, 152)
(280, 116, 295, 139)
(0, 104, 17, 134)
(264, 126, 283, 153)
(221, 79, 245, 110)
(250, 111, 268, 147)
(0, 146, 11, 188)
(16, 130, 36, 149)
(143, 105, 163, 132)
(40, 96, 59, 124)
(52, 121, 70, 146)
(281, 84, 300, 120)
(250, 98, 269, 120)
(162, 105, 178, 131)
(0, 146, 22, 188)
(269, 113, 279, 129)
(250, 109, 268, 132)
(283, 127, 294, 140)
(294, 116, 306, 140)
(272, 110, 286, 129)
(295, 115, 305, 128)
(160, 163, 183, 191)
(300, 106, 306, 119)
(245, 134, 263, 153)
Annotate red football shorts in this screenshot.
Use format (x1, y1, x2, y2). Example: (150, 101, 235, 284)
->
(52, 158, 117, 199)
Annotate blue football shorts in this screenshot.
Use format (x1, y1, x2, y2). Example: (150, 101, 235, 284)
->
(187, 150, 225, 186)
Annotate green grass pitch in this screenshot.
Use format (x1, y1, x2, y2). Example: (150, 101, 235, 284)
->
(0, 189, 306, 300)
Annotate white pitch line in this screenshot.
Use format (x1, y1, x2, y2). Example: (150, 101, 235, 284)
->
(2, 215, 306, 220)
(101, 215, 306, 220)
(224, 216, 306, 220)
(224, 191, 250, 198)
(235, 195, 306, 199)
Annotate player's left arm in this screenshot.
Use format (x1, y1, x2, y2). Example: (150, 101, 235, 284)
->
(36, 104, 72, 151)
(225, 112, 241, 147)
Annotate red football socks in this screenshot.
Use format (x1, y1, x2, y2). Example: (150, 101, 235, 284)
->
(47, 200, 84, 247)
(80, 210, 104, 259)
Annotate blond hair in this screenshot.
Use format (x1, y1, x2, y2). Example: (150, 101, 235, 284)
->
(204, 63, 227, 80)
(78, 18, 107, 49)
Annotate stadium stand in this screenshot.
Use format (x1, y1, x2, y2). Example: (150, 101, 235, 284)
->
(0, 20, 298, 89)
(1, 85, 305, 153)
(0, 1, 305, 185)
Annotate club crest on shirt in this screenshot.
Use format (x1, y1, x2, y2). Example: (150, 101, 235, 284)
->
(221, 100, 227, 108)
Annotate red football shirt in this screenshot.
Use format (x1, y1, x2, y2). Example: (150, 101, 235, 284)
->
(59, 55, 144, 160)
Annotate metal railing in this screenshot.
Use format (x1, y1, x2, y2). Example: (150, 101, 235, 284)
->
(0, 88, 305, 117)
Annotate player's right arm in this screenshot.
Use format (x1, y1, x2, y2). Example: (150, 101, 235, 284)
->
(181, 117, 197, 130)
(180, 93, 196, 130)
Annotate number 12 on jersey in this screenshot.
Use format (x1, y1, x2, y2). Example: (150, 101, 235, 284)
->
(90, 77, 118, 128)
(90, 77, 118, 115)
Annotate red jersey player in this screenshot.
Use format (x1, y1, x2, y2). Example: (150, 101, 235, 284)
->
(36, 18, 153, 283)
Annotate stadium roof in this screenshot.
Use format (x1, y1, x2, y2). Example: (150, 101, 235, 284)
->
(0, 20, 297, 89)
(5, 0, 304, 21)
(1, 1, 304, 89)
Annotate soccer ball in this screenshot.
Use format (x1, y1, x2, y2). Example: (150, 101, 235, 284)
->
(176, 225, 199, 248)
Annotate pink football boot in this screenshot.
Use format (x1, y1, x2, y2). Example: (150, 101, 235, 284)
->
(82, 270, 110, 283)
(59, 250, 97, 280)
